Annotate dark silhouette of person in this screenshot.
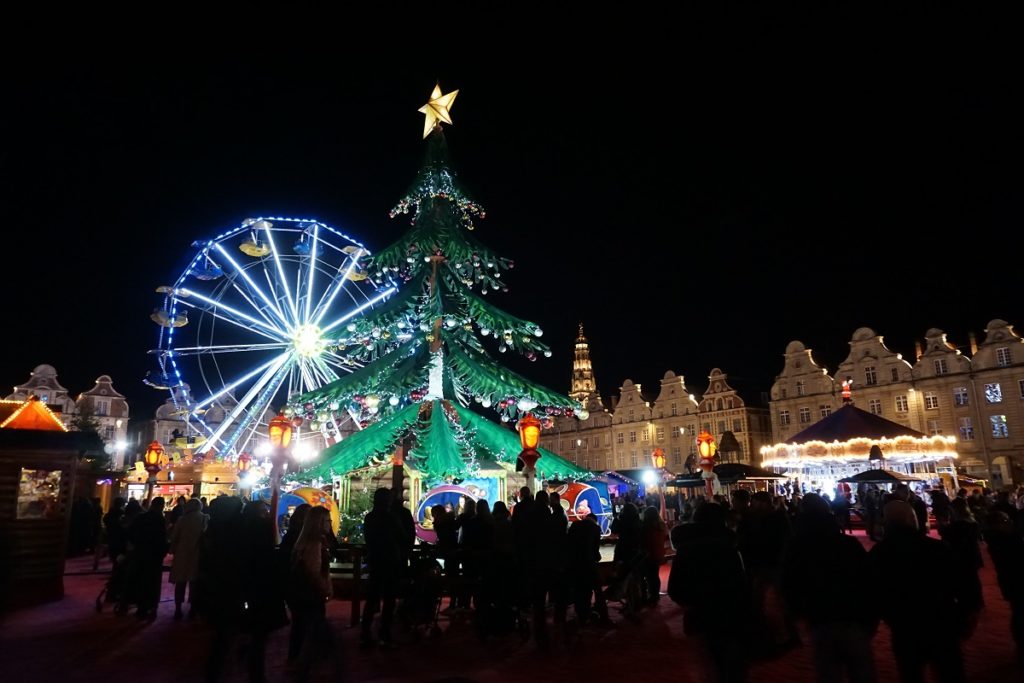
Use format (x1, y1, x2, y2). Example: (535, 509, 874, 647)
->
(567, 512, 609, 625)
(940, 497, 985, 612)
(279, 503, 311, 663)
(870, 500, 980, 683)
(103, 497, 128, 563)
(238, 500, 288, 681)
(127, 496, 168, 619)
(781, 494, 878, 683)
(640, 506, 668, 605)
(669, 502, 751, 683)
(360, 487, 404, 647)
(68, 495, 93, 556)
(169, 497, 206, 619)
(198, 495, 245, 682)
(985, 510, 1024, 663)
(288, 506, 337, 680)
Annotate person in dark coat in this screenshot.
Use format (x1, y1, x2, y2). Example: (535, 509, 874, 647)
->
(360, 487, 404, 647)
(128, 496, 168, 619)
(939, 497, 985, 611)
(782, 494, 878, 683)
(279, 503, 311, 663)
(238, 500, 288, 681)
(870, 500, 980, 683)
(985, 511, 1024, 663)
(198, 496, 245, 682)
(103, 497, 128, 563)
(567, 512, 609, 625)
(669, 502, 751, 683)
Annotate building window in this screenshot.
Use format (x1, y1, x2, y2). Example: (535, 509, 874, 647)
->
(629, 431, 637, 443)
(997, 347, 1013, 367)
(953, 387, 969, 407)
(796, 381, 805, 397)
(641, 430, 649, 442)
(985, 383, 1003, 404)
(865, 366, 877, 386)
(593, 436, 600, 447)
(991, 415, 1009, 438)
(779, 410, 790, 426)
(732, 419, 743, 432)
(616, 432, 624, 445)
(890, 367, 900, 382)
(959, 417, 974, 441)
(718, 420, 727, 434)
(1019, 379, 1024, 399)
(869, 399, 882, 415)
(820, 404, 832, 418)
(617, 454, 625, 468)
(629, 409, 634, 421)
(780, 388, 788, 399)
(924, 392, 939, 410)
(799, 407, 811, 424)
(95, 399, 110, 416)
(895, 395, 909, 413)
(671, 402, 677, 416)
(672, 447, 681, 465)
(630, 451, 637, 467)
(934, 359, 948, 375)
(570, 440, 576, 450)
(927, 419, 942, 435)
(104, 425, 115, 440)
(656, 427, 665, 442)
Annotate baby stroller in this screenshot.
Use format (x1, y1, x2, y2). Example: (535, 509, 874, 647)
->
(396, 556, 444, 638)
(95, 552, 132, 614)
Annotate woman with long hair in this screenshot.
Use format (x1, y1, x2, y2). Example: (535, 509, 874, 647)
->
(288, 506, 335, 675)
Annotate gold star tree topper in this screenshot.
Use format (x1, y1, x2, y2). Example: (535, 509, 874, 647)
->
(419, 84, 459, 139)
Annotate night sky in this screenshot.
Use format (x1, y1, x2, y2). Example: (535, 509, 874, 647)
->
(3, 19, 1019, 422)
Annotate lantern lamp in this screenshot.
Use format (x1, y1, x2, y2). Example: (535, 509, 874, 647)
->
(697, 430, 717, 459)
(652, 447, 666, 470)
(269, 413, 293, 449)
(237, 452, 253, 474)
(143, 440, 164, 473)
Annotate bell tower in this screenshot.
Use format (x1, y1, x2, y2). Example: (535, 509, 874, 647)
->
(570, 323, 599, 404)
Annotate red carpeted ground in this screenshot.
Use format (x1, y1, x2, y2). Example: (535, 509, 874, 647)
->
(0, 530, 1019, 682)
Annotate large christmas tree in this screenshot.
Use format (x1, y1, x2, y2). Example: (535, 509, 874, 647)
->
(288, 85, 589, 484)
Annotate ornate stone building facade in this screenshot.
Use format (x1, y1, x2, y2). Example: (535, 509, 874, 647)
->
(7, 364, 131, 469)
(768, 319, 1024, 486)
(540, 331, 773, 475)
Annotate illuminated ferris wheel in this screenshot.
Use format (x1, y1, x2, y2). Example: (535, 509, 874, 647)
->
(148, 216, 394, 459)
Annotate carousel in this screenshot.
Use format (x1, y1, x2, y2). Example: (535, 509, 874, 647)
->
(760, 398, 958, 497)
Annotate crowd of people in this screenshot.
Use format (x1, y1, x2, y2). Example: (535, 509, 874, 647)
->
(93, 482, 1024, 683)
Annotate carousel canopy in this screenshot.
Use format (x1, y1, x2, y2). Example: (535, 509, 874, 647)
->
(761, 403, 958, 468)
(839, 468, 923, 484)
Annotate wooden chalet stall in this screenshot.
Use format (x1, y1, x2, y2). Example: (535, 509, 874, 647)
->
(0, 397, 103, 610)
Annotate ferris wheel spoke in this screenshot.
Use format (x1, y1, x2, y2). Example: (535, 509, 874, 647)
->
(198, 355, 292, 454)
(303, 224, 321, 322)
(261, 224, 299, 326)
(169, 342, 291, 357)
(311, 253, 363, 326)
(213, 243, 289, 326)
(193, 352, 290, 411)
(321, 287, 397, 334)
(313, 356, 342, 382)
(175, 293, 286, 341)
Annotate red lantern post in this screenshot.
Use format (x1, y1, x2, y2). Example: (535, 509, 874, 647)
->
(267, 413, 294, 542)
(697, 430, 718, 498)
(142, 440, 164, 504)
(236, 452, 253, 500)
(517, 413, 542, 494)
(651, 447, 667, 521)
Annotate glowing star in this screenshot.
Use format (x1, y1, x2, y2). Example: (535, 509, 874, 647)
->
(419, 84, 459, 139)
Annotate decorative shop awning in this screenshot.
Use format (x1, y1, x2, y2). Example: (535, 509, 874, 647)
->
(838, 468, 924, 485)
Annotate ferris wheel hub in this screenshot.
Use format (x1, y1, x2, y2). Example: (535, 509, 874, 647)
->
(292, 323, 326, 358)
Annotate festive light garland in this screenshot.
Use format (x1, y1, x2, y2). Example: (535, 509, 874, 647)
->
(760, 434, 959, 468)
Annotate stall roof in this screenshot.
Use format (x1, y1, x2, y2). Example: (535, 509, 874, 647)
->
(786, 403, 926, 443)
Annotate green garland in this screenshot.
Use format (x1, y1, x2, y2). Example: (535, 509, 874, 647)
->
(410, 401, 476, 480)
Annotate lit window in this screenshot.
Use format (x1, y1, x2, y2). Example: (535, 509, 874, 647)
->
(895, 395, 909, 412)
(997, 347, 1013, 367)
(959, 417, 974, 441)
(630, 451, 637, 467)
(641, 430, 649, 442)
(869, 399, 882, 415)
(780, 410, 790, 426)
(985, 383, 1003, 404)
(927, 419, 942, 435)
(991, 415, 1009, 438)
(865, 366, 877, 386)
(656, 427, 665, 442)
(796, 381, 805, 397)
(672, 447, 681, 465)
(954, 387, 969, 407)
(799, 407, 811, 423)
(934, 359, 948, 375)
(925, 392, 939, 410)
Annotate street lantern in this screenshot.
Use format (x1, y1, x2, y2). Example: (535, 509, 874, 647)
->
(269, 413, 293, 449)
(517, 413, 542, 493)
(651, 447, 666, 470)
(697, 430, 719, 498)
(237, 452, 253, 474)
(142, 440, 163, 503)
